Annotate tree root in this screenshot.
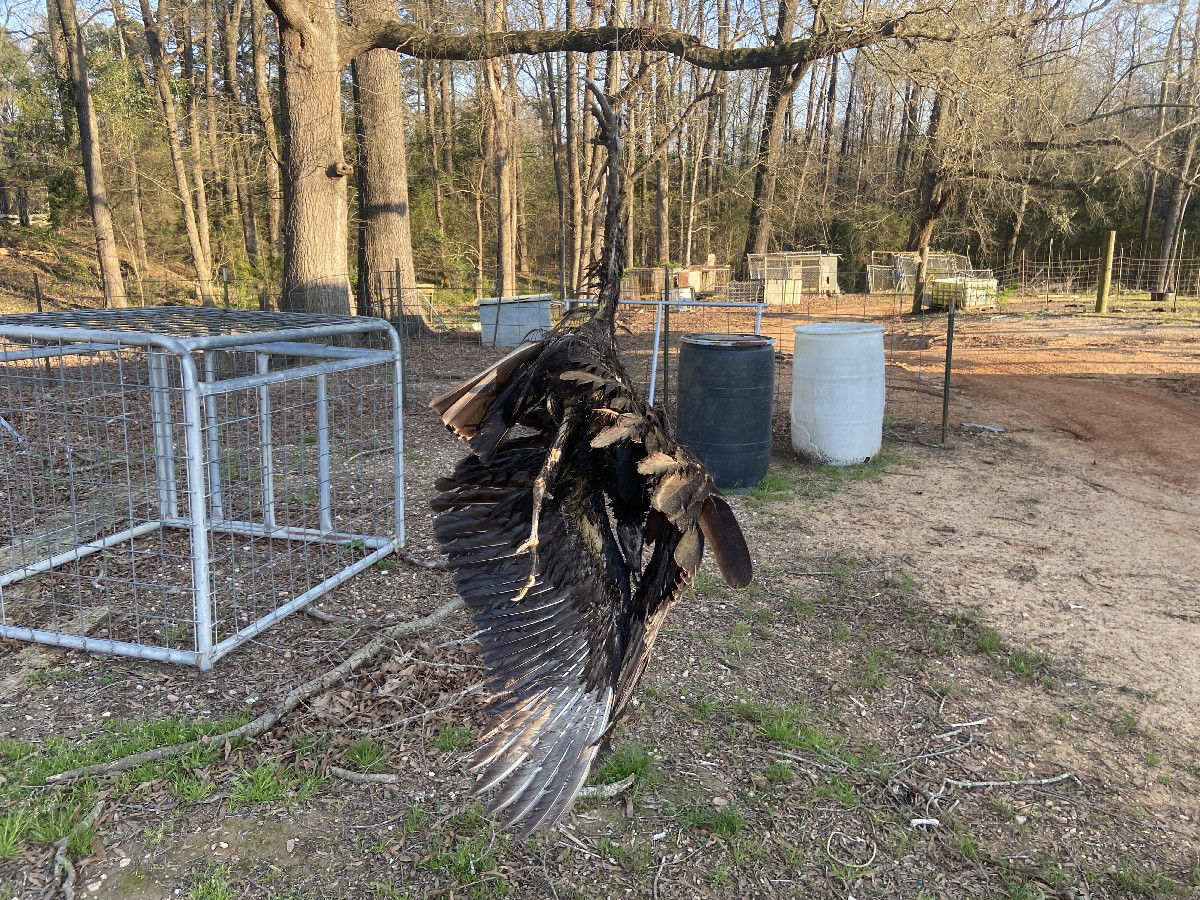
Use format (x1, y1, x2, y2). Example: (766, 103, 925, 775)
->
(46, 597, 466, 785)
(53, 800, 105, 900)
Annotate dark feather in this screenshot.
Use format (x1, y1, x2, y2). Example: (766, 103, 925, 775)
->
(430, 78, 751, 834)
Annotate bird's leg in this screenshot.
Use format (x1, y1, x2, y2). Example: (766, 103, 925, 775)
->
(512, 410, 578, 602)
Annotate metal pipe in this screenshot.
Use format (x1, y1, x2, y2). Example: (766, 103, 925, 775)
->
(208, 539, 398, 665)
(255, 352, 277, 530)
(941, 295, 955, 445)
(387, 323, 406, 548)
(0, 625, 200, 665)
(647, 302, 664, 407)
(0, 520, 164, 586)
(202, 352, 225, 519)
(195, 355, 386, 397)
(178, 352, 216, 669)
(147, 348, 179, 518)
(161, 516, 391, 549)
(316, 373, 333, 533)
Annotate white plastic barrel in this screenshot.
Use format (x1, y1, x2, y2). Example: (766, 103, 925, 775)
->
(478, 295, 553, 346)
(790, 323, 885, 465)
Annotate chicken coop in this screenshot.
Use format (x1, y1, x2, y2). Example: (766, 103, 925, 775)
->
(747, 251, 840, 304)
(0, 308, 403, 670)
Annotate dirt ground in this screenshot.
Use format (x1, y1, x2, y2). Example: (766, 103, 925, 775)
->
(2, 298, 1199, 899)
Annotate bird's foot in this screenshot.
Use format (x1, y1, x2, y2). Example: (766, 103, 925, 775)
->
(510, 565, 538, 603)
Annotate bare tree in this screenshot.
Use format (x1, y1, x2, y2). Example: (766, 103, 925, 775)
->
(52, 0, 127, 305)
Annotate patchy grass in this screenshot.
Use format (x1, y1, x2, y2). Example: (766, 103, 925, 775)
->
(675, 803, 746, 839)
(591, 742, 656, 788)
(228, 760, 294, 807)
(434, 725, 477, 753)
(344, 739, 387, 773)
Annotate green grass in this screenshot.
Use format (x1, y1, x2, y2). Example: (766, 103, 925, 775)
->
(402, 804, 430, 835)
(170, 771, 216, 803)
(691, 696, 717, 721)
(1111, 859, 1187, 896)
(812, 775, 857, 807)
(228, 760, 294, 806)
(422, 815, 509, 896)
(0, 810, 31, 859)
(975, 627, 1004, 654)
(590, 742, 655, 787)
(764, 759, 794, 784)
(1003, 877, 1047, 900)
(345, 739, 387, 773)
(189, 864, 235, 900)
(739, 702, 842, 757)
(675, 803, 745, 839)
(26, 665, 80, 686)
(1007, 649, 1052, 678)
(434, 725, 477, 753)
(746, 471, 795, 502)
(855, 649, 892, 691)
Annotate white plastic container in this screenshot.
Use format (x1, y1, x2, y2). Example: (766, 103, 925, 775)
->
(478, 295, 553, 346)
(790, 322, 885, 465)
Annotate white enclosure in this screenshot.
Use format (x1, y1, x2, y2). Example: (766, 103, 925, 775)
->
(0, 308, 403, 669)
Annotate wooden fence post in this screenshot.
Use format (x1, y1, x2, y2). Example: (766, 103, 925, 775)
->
(1095, 230, 1115, 314)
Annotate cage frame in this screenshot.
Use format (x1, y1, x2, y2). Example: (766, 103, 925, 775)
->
(0, 308, 404, 670)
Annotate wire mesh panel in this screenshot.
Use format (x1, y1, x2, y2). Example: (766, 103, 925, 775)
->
(0, 308, 403, 669)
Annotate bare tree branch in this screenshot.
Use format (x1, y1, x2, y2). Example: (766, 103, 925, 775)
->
(337, 10, 1052, 69)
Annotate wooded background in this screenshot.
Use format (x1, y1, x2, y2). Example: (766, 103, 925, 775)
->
(0, 0, 1197, 314)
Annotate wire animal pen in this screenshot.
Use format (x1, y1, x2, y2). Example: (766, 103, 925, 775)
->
(0, 308, 403, 669)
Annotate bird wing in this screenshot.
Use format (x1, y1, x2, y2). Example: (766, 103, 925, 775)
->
(432, 436, 632, 834)
(431, 342, 752, 834)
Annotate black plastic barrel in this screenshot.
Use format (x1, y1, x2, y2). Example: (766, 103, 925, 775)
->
(676, 333, 775, 491)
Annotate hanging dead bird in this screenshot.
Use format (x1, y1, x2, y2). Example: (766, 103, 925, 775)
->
(429, 80, 752, 835)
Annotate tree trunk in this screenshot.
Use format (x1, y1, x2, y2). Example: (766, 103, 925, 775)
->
(1003, 184, 1029, 270)
(203, 0, 224, 199)
(53, 0, 127, 306)
(138, 0, 216, 305)
(509, 60, 528, 278)
(485, 52, 516, 297)
(45, 0, 74, 146)
(225, 0, 260, 268)
(906, 91, 954, 252)
(277, 3, 351, 312)
(178, 2, 214, 272)
(350, 0, 417, 319)
(250, 0, 283, 255)
(740, 0, 804, 269)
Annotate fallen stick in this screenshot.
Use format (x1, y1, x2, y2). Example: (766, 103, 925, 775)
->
(53, 800, 105, 900)
(577, 774, 636, 800)
(47, 598, 465, 785)
(329, 766, 401, 785)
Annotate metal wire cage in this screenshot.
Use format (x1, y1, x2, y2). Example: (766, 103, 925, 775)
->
(0, 308, 404, 669)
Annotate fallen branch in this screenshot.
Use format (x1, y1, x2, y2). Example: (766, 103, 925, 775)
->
(46, 597, 466, 785)
(400, 549, 448, 569)
(930, 770, 1077, 806)
(329, 766, 401, 785)
(53, 800, 105, 900)
(355, 682, 484, 734)
(577, 774, 636, 800)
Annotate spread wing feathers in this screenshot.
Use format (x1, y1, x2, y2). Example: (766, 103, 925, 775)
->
(431, 348, 752, 833)
(433, 438, 626, 835)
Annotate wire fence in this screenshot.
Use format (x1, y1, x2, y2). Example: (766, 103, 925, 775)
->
(11, 254, 1200, 464)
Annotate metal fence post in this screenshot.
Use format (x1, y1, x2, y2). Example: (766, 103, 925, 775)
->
(941, 295, 955, 445)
